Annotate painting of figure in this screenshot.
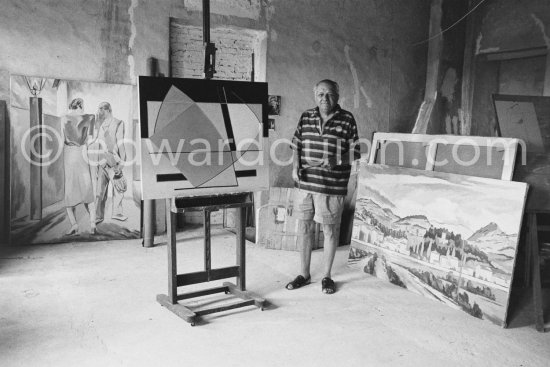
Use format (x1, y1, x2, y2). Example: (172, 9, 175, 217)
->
(348, 164, 528, 326)
(9, 75, 140, 244)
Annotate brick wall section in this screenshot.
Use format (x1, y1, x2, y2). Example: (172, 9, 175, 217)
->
(170, 24, 257, 81)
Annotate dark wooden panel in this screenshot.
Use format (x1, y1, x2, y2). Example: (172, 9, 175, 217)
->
(0, 101, 6, 243)
(176, 286, 228, 301)
(210, 266, 240, 282)
(176, 266, 240, 286)
(177, 270, 209, 286)
(175, 192, 252, 209)
(194, 299, 255, 317)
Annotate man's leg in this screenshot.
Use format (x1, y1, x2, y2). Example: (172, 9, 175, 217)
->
(298, 219, 315, 279)
(95, 166, 109, 223)
(322, 223, 340, 279)
(313, 194, 344, 294)
(286, 190, 314, 290)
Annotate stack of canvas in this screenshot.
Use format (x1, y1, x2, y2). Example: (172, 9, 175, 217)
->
(348, 164, 528, 326)
(256, 187, 324, 251)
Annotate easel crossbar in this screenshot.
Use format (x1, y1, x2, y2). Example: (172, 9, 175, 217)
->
(176, 266, 240, 286)
(176, 285, 229, 300)
(194, 299, 256, 317)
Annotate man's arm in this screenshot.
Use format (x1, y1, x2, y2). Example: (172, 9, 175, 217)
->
(292, 149, 300, 182)
(115, 120, 126, 162)
(290, 114, 304, 182)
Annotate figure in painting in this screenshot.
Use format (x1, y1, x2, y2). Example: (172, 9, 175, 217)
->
(62, 98, 97, 235)
(94, 102, 127, 224)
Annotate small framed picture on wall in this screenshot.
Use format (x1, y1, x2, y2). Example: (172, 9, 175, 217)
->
(268, 95, 281, 115)
(268, 118, 275, 130)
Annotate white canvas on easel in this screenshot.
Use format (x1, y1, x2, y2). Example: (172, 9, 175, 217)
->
(138, 77, 269, 200)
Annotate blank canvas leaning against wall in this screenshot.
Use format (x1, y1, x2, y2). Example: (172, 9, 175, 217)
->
(369, 132, 519, 180)
(348, 164, 528, 327)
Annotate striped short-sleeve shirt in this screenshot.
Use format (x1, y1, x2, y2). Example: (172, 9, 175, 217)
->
(291, 105, 360, 196)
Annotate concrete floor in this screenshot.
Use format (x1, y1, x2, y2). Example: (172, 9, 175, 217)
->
(1, 226, 549, 367)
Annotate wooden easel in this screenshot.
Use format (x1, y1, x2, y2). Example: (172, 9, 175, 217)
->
(526, 210, 549, 332)
(156, 193, 265, 326)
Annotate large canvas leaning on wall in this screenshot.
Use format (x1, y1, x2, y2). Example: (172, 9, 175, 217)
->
(9, 75, 140, 244)
(138, 76, 269, 200)
(347, 164, 528, 326)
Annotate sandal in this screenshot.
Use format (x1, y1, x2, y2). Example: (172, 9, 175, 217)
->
(286, 275, 311, 290)
(321, 277, 336, 294)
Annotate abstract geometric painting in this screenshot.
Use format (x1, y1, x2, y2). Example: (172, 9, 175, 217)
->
(348, 164, 528, 326)
(138, 77, 269, 199)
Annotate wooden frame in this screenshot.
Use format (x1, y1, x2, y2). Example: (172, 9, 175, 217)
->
(138, 76, 269, 200)
(0, 101, 7, 244)
(526, 211, 550, 332)
(369, 132, 519, 181)
(156, 193, 265, 326)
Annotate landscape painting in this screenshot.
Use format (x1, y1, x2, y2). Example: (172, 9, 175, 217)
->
(348, 164, 528, 326)
(9, 75, 140, 244)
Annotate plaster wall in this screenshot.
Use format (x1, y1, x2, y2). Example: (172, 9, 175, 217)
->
(0, 0, 430, 239)
(476, 0, 550, 55)
(264, 0, 429, 186)
(471, 0, 550, 136)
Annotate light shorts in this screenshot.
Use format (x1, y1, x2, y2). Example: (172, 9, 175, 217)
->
(293, 189, 345, 225)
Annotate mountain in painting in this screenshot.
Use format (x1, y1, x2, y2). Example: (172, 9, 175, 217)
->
(356, 197, 400, 224)
(467, 222, 518, 260)
(394, 215, 431, 230)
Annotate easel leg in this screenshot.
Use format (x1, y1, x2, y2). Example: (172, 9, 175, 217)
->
(166, 198, 177, 304)
(529, 213, 545, 332)
(524, 218, 532, 288)
(204, 209, 211, 279)
(236, 206, 246, 291)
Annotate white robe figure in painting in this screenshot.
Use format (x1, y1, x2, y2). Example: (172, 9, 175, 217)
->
(62, 98, 97, 235)
(94, 102, 127, 224)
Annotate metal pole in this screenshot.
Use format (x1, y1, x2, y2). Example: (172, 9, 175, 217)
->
(203, 0, 216, 79)
(203, 0, 210, 44)
(143, 199, 155, 247)
(29, 97, 42, 220)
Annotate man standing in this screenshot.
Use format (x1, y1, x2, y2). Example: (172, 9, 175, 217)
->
(287, 79, 360, 294)
(94, 102, 127, 224)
